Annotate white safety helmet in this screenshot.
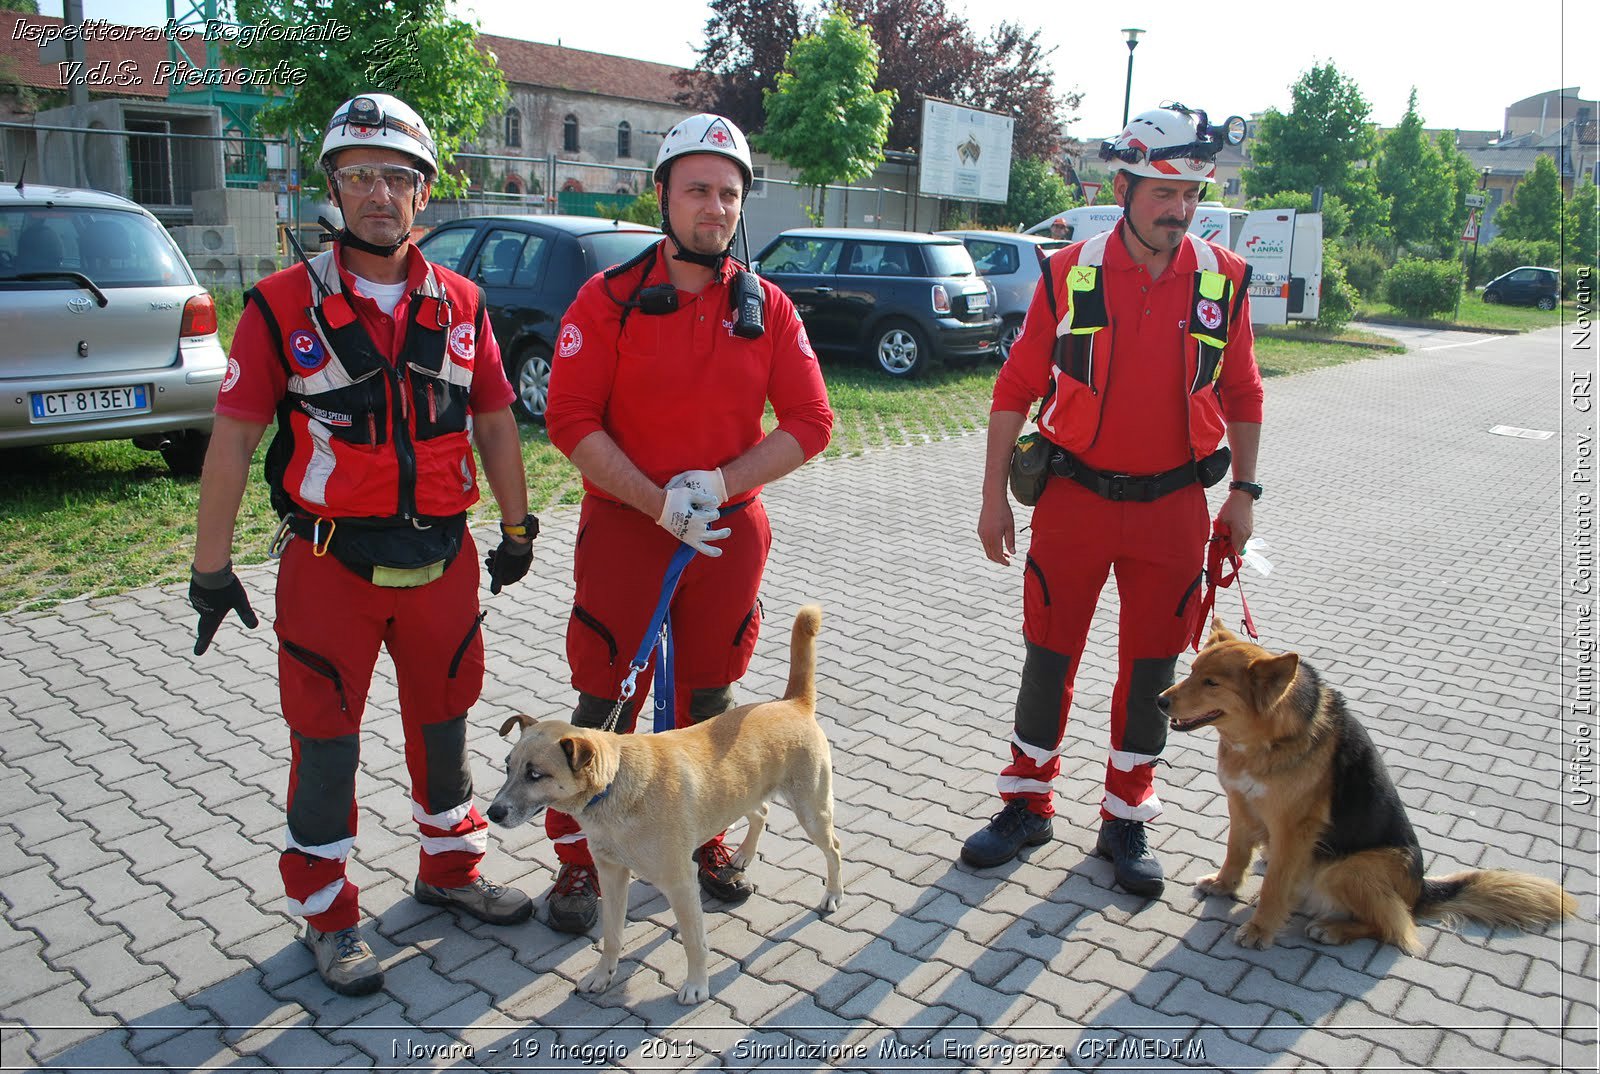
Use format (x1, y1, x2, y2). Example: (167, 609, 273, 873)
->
(654, 113, 754, 189)
(321, 93, 438, 180)
(1099, 105, 1242, 183)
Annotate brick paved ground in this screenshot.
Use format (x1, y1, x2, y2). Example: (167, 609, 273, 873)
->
(0, 326, 1593, 1072)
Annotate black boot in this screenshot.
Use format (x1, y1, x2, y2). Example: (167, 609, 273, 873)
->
(960, 799, 1053, 867)
(1095, 818, 1165, 896)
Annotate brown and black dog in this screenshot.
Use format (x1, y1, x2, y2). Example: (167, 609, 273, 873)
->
(1161, 620, 1576, 953)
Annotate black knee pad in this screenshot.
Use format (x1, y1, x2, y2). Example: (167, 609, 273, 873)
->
(1013, 640, 1072, 750)
(571, 692, 617, 729)
(1119, 655, 1179, 756)
(420, 714, 472, 815)
(288, 731, 358, 847)
(689, 685, 735, 723)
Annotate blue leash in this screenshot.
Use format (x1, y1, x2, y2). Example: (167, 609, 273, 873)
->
(603, 500, 749, 734)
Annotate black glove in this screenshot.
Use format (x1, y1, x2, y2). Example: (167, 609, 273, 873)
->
(485, 537, 534, 597)
(189, 562, 259, 656)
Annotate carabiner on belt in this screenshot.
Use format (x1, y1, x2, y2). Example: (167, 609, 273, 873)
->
(311, 516, 337, 558)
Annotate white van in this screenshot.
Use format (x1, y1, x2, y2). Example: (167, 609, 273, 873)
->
(1024, 204, 1322, 324)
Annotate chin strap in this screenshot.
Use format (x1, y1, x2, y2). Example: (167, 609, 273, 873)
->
(335, 229, 408, 258)
(659, 189, 733, 272)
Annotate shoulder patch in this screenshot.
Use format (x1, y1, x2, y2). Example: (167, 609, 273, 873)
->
(287, 329, 328, 373)
(557, 322, 583, 358)
(448, 322, 476, 362)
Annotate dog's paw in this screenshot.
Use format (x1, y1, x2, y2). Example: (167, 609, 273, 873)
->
(730, 849, 754, 870)
(676, 977, 710, 1005)
(1195, 874, 1241, 898)
(1235, 920, 1279, 950)
(1304, 920, 1343, 945)
(819, 890, 841, 914)
(576, 964, 617, 994)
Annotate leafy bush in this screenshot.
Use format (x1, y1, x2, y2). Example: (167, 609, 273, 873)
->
(1475, 237, 1559, 287)
(618, 191, 661, 227)
(1314, 245, 1356, 332)
(1338, 240, 1388, 300)
(1384, 257, 1461, 318)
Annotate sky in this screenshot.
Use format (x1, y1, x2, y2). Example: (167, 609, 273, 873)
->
(36, 0, 1600, 139)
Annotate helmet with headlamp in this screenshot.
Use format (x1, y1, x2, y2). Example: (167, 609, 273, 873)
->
(1099, 104, 1246, 182)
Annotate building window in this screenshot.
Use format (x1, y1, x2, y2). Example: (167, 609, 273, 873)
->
(563, 115, 579, 153)
(617, 121, 631, 158)
(1224, 177, 1240, 196)
(505, 108, 521, 149)
(505, 175, 524, 195)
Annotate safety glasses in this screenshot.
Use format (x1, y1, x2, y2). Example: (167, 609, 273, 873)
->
(330, 164, 423, 197)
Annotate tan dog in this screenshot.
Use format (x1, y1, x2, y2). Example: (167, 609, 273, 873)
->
(1160, 619, 1575, 953)
(486, 605, 843, 1004)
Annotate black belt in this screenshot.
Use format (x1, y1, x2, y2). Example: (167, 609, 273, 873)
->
(1050, 447, 1230, 503)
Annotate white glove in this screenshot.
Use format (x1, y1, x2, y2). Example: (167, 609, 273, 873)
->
(657, 485, 731, 556)
(665, 468, 728, 506)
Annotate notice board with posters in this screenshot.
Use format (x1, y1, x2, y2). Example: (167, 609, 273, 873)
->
(918, 97, 1014, 204)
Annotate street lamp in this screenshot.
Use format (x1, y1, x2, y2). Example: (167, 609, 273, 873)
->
(1120, 28, 1144, 129)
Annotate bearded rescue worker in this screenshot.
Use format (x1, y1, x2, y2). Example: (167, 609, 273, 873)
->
(962, 105, 1264, 896)
(189, 94, 538, 995)
(541, 113, 833, 933)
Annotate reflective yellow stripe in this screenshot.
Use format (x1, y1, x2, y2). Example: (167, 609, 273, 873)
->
(1198, 270, 1227, 301)
(370, 561, 447, 588)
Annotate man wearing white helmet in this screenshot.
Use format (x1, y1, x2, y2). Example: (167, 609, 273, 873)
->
(541, 113, 833, 933)
(962, 105, 1264, 898)
(190, 93, 538, 995)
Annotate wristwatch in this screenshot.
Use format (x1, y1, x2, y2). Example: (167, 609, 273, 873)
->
(1228, 481, 1264, 501)
(500, 513, 540, 541)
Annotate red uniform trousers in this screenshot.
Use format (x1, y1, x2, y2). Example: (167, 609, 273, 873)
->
(1003, 476, 1208, 823)
(274, 533, 489, 932)
(547, 494, 772, 865)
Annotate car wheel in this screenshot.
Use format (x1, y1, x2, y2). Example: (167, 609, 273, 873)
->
(1537, 295, 1557, 311)
(160, 431, 210, 478)
(1482, 290, 1500, 304)
(512, 344, 552, 424)
(873, 320, 931, 378)
(997, 315, 1024, 361)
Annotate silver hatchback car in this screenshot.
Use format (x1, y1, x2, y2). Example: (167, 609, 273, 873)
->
(938, 230, 1067, 359)
(0, 182, 227, 475)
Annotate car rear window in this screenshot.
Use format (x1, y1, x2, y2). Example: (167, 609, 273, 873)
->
(922, 241, 976, 277)
(583, 230, 660, 273)
(964, 240, 1019, 275)
(0, 207, 188, 288)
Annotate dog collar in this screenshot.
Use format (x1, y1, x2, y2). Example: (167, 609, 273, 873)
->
(585, 787, 610, 809)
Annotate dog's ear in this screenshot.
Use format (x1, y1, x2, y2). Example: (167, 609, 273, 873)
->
(1207, 618, 1237, 648)
(1249, 652, 1300, 713)
(559, 734, 598, 773)
(498, 714, 536, 739)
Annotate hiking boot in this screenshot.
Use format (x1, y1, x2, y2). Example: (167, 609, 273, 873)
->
(695, 841, 754, 903)
(546, 863, 600, 934)
(303, 924, 384, 997)
(1095, 818, 1166, 897)
(413, 875, 533, 925)
(960, 798, 1053, 868)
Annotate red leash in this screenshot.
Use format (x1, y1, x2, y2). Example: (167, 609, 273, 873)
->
(1184, 520, 1258, 651)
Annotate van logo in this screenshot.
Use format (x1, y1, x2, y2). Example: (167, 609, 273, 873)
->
(67, 297, 91, 314)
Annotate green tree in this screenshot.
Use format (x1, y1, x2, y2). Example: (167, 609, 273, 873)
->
(1436, 129, 1479, 247)
(0, 0, 40, 12)
(975, 156, 1078, 229)
(1375, 89, 1453, 252)
(757, 11, 895, 221)
(1244, 62, 1388, 240)
(225, 0, 506, 199)
(1567, 178, 1598, 270)
(1494, 154, 1563, 244)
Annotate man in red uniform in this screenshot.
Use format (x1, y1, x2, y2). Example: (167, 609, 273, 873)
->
(542, 113, 833, 933)
(962, 105, 1264, 897)
(189, 94, 538, 995)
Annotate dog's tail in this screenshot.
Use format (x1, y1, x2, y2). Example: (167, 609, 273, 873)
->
(784, 604, 823, 709)
(1416, 869, 1577, 931)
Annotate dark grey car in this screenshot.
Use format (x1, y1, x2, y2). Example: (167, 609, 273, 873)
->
(754, 227, 999, 378)
(0, 183, 227, 475)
